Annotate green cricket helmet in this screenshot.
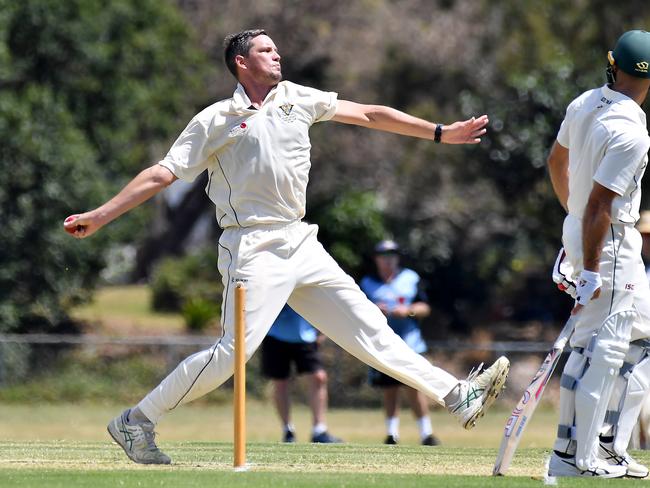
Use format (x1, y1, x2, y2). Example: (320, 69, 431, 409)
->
(608, 30, 650, 79)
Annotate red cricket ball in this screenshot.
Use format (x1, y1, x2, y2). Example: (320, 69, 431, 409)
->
(64, 215, 81, 235)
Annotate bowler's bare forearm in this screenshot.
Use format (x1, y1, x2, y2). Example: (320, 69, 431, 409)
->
(332, 100, 488, 144)
(94, 165, 176, 226)
(64, 164, 177, 238)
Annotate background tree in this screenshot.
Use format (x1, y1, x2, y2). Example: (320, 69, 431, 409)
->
(4, 0, 650, 336)
(0, 0, 207, 332)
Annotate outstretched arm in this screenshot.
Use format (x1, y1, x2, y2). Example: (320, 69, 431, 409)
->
(547, 141, 570, 212)
(63, 164, 177, 239)
(331, 100, 488, 144)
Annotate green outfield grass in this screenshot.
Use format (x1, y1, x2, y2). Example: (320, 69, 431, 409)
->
(1, 402, 649, 487)
(70, 285, 185, 333)
(0, 400, 556, 447)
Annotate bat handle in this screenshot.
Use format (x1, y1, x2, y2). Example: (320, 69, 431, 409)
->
(552, 315, 577, 350)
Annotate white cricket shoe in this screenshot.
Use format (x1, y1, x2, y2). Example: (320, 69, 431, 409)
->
(447, 356, 510, 429)
(107, 409, 171, 465)
(599, 438, 649, 478)
(547, 450, 627, 478)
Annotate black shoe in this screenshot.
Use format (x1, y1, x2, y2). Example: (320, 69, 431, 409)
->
(311, 431, 342, 443)
(384, 434, 398, 445)
(421, 434, 441, 446)
(283, 429, 296, 443)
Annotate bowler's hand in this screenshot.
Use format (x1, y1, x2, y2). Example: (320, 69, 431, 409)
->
(63, 212, 102, 239)
(571, 270, 602, 315)
(442, 115, 489, 144)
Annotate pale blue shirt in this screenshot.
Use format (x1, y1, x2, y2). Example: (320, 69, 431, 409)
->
(267, 304, 318, 344)
(360, 268, 428, 354)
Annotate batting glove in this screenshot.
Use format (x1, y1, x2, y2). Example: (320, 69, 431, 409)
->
(552, 248, 577, 299)
(576, 270, 602, 305)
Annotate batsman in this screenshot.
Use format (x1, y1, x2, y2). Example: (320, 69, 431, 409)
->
(547, 30, 650, 478)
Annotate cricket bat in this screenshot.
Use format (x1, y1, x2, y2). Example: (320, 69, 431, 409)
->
(492, 315, 576, 476)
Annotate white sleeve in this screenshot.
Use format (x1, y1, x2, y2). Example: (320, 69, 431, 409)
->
(294, 84, 339, 124)
(158, 116, 222, 182)
(556, 103, 574, 148)
(594, 128, 650, 196)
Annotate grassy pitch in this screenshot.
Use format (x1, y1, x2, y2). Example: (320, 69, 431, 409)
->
(2, 403, 650, 487)
(2, 441, 649, 487)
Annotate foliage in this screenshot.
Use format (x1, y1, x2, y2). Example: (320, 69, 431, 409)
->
(0, 0, 206, 332)
(308, 191, 388, 276)
(181, 298, 220, 332)
(4, 0, 206, 178)
(0, 352, 166, 404)
(0, 87, 106, 332)
(150, 248, 223, 330)
(4, 0, 650, 334)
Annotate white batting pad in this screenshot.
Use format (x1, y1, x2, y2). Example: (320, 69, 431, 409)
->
(575, 310, 634, 470)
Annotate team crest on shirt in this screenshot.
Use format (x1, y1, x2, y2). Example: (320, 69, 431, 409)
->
(228, 121, 249, 137)
(278, 102, 297, 122)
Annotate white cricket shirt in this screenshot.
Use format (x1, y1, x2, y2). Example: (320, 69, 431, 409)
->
(159, 81, 338, 228)
(557, 84, 650, 224)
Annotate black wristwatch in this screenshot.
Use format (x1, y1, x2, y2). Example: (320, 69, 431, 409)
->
(434, 124, 443, 143)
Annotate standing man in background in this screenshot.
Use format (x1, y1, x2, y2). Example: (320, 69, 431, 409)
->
(64, 29, 509, 465)
(261, 304, 342, 443)
(361, 240, 440, 446)
(546, 30, 650, 478)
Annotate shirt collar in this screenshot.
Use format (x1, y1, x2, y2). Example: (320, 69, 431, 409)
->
(231, 82, 281, 112)
(601, 84, 647, 126)
(601, 83, 633, 104)
(231, 83, 253, 111)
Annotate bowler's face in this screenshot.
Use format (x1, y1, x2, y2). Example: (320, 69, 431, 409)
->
(242, 35, 282, 84)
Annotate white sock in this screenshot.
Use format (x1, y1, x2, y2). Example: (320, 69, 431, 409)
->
(127, 407, 150, 425)
(386, 416, 400, 437)
(312, 422, 327, 436)
(417, 416, 433, 440)
(283, 423, 295, 434)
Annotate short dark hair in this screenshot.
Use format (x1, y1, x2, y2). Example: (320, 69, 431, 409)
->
(223, 29, 267, 79)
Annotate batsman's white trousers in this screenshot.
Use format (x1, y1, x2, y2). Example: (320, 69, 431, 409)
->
(562, 214, 650, 348)
(139, 221, 459, 423)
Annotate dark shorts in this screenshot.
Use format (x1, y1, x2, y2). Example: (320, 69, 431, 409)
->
(368, 367, 404, 388)
(261, 335, 323, 380)
(368, 353, 428, 388)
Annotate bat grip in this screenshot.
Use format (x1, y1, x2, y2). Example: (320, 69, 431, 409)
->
(552, 315, 577, 350)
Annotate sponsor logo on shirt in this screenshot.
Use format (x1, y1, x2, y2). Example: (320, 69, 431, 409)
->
(278, 102, 297, 122)
(228, 122, 249, 137)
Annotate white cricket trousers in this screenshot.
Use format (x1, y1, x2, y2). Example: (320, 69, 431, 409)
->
(139, 221, 459, 423)
(562, 214, 650, 347)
